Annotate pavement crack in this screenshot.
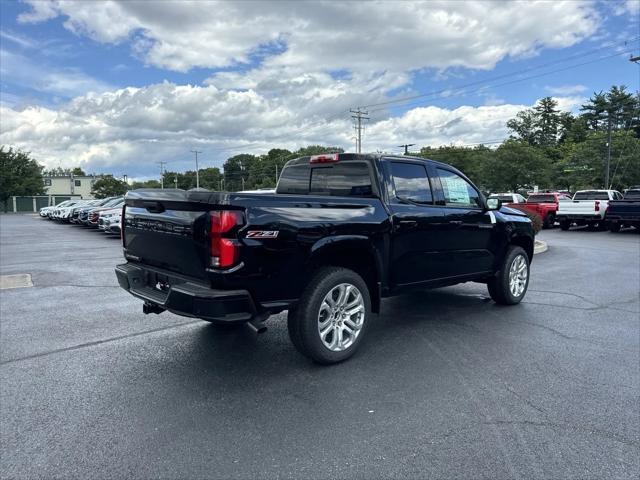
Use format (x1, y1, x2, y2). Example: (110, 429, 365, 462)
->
(0, 320, 202, 366)
(483, 420, 639, 448)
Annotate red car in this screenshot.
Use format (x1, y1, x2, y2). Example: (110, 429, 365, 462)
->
(520, 192, 572, 229)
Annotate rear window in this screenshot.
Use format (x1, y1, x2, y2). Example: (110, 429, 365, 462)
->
(527, 194, 556, 203)
(276, 165, 309, 194)
(490, 195, 513, 203)
(624, 190, 640, 199)
(574, 191, 610, 200)
(277, 162, 373, 197)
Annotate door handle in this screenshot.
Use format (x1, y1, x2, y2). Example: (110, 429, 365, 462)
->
(449, 220, 463, 226)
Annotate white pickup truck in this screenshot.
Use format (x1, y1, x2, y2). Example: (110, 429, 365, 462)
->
(557, 189, 623, 230)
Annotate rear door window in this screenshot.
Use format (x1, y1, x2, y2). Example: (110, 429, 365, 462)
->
(390, 162, 433, 204)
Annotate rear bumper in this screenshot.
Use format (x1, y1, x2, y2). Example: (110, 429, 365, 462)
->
(115, 263, 257, 322)
(607, 215, 640, 225)
(556, 214, 604, 221)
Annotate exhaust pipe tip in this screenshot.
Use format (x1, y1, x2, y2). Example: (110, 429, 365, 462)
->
(246, 321, 267, 334)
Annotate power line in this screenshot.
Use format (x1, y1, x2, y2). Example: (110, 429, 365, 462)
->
(363, 37, 639, 111)
(369, 49, 636, 115)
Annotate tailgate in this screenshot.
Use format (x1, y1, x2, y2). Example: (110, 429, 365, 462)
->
(123, 189, 236, 279)
(558, 200, 596, 215)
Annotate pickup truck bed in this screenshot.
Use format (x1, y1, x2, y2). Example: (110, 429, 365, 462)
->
(116, 153, 535, 363)
(606, 189, 640, 232)
(556, 190, 622, 230)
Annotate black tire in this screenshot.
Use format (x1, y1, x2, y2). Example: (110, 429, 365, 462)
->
(610, 222, 621, 233)
(542, 213, 555, 229)
(559, 219, 570, 231)
(487, 246, 530, 305)
(287, 267, 371, 364)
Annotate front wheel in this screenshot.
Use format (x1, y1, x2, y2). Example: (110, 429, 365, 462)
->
(559, 219, 570, 231)
(487, 246, 530, 305)
(287, 267, 370, 364)
(609, 222, 621, 233)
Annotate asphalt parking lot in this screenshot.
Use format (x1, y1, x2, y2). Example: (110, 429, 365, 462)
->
(1, 214, 638, 479)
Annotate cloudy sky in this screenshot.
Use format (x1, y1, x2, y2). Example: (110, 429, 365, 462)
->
(0, 0, 638, 179)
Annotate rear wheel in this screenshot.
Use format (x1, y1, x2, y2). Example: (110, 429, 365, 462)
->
(543, 213, 555, 229)
(287, 267, 370, 364)
(610, 222, 621, 233)
(559, 219, 570, 231)
(487, 246, 530, 305)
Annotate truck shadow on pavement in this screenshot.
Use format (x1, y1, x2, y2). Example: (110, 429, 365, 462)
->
(177, 288, 499, 380)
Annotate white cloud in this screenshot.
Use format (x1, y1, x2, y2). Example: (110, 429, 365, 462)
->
(545, 84, 588, 95)
(0, 81, 582, 176)
(17, 0, 600, 73)
(0, 49, 113, 100)
(612, 0, 640, 15)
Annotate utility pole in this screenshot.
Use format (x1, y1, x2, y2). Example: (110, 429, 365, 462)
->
(174, 176, 178, 189)
(190, 149, 202, 188)
(275, 164, 278, 184)
(350, 108, 369, 153)
(398, 144, 416, 155)
(156, 161, 167, 189)
(605, 116, 612, 188)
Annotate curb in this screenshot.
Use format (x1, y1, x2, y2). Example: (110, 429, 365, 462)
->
(534, 239, 548, 255)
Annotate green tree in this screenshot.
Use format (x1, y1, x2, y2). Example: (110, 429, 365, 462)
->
(506, 109, 538, 145)
(485, 140, 548, 192)
(71, 167, 85, 176)
(533, 97, 561, 146)
(91, 175, 128, 198)
(129, 179, 161, 189)
(0, 146, 45, 211)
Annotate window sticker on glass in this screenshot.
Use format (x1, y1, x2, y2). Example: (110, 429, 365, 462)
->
(442, 176, 471, 204)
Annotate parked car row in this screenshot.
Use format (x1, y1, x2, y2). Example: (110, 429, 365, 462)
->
(39, 197, 124, 235)
(488, 188, 639, 232)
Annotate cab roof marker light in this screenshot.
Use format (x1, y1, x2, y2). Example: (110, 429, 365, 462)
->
(310, 153, 340, 164)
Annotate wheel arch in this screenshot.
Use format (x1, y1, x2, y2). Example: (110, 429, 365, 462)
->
(308, 236, 383, 313)
(510, 234, 534, 263)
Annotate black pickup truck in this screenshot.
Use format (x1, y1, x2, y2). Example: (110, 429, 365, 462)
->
(116, 153, 534, 364)
(607, 187, 640, 232)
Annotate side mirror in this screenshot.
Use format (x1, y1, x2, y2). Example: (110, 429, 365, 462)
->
(486, 198, 502, 211)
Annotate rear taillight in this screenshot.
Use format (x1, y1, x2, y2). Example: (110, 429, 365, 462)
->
(121, 204, 126, 246)
(595, 201, 600, 212)
(310, 153, 339, 164)
(210, 211, 243, 268)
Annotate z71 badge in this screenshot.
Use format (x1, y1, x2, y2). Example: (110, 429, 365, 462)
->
(246, 231, 279, 238)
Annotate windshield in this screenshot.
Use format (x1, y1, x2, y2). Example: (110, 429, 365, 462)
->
(103, 198, 123, 207)
(574, 191, 610, 200)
